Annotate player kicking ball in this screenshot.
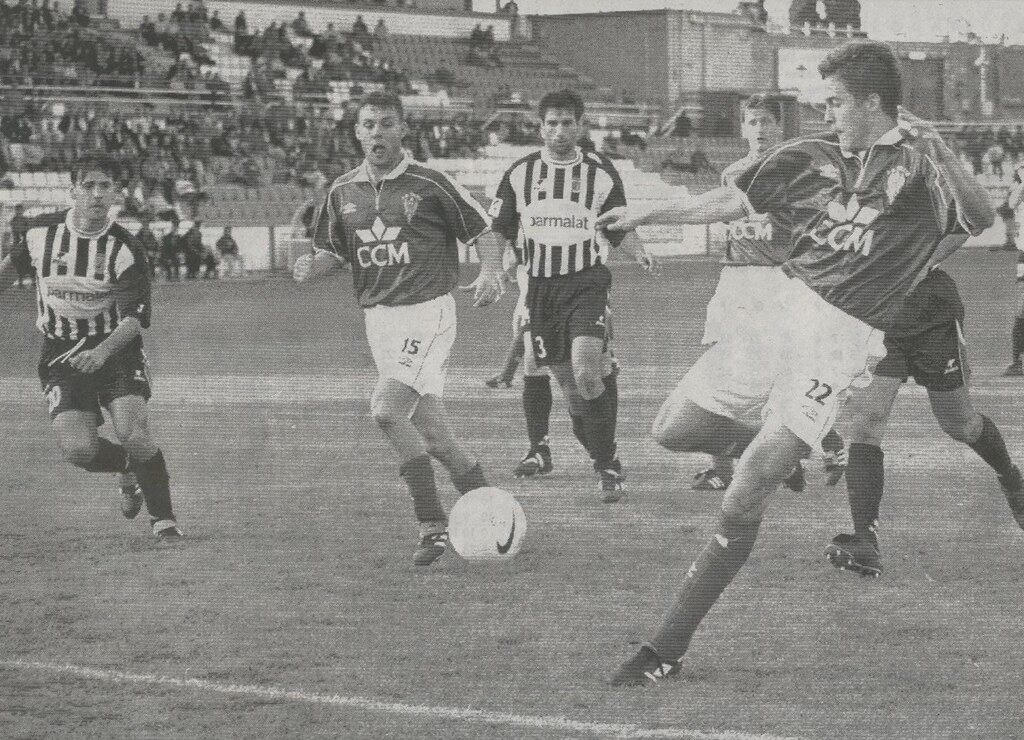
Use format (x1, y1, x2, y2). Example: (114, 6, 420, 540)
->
(599, 40, 996, 685)
(0, 155, 182, 539)
(826, 259, 1023, 577)
(293, 92, 505, 566)
(489, 89, 657, 502)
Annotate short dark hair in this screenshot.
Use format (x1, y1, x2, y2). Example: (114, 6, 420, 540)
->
(818, 40, 902, 117)
(71, 153, 119, 184)
(742, 95, 780, 122)
(538, 89, 585, 121)
(358, 90, 403, 118)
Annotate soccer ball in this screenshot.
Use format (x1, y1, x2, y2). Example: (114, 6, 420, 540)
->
(448, 487, 526, 561)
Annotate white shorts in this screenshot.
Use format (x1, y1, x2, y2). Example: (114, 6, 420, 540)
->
(364, 293, 456, 397)
(681, 276, 885, 445)
(702, 265, 789, 345)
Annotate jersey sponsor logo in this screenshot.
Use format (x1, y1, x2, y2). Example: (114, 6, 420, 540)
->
(355, 217, 410, 268)
(402, 192, 422, 223)
(885, 165, 910, 205)
(521, 200, 595, 244)
(817, 163, 841, 181)
(342, 202, 358, 215)
(808, 195, 880, 255)
(726, 218, 773, 242)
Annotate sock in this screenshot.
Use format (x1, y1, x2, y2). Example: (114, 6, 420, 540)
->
(846, 443, 883, 545)
(80, 438, 127, 473)
(523, 375, 552, 449)
(131, 449, 174, 521)
(452, 462, 488, 494)
(400, 454, 446, 523)
(968, 415, 1014, 478)
(1012, 317, 1024, 362)
(580, 372, 619, 469)
(821, 427, 844, 453)
(570, 413, 593, 459)
(649, 514, 761, 662)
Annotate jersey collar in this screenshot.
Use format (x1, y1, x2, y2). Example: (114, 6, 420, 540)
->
(540, 146, 583, 168)
(354, 153, 412, 183)
(840, 127, 905, 159)
(64, 208, 117, 238)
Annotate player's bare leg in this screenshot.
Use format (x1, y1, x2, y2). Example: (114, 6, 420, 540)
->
(927, 386, 1023, 527)
(826, 374, 900, 577)
(652, 397, 758, 458)
(611, 417, 803, 685)
(108, 396, 179, 537)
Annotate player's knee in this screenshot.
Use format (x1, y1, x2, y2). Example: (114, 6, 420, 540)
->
(573, 367, 604, 400)
(372, 409, 400, 430)
(938, 412, 979, 443)
(61, 440, 99, 468)
(120, 428, 157, 461)
(651, 413, 696, 452)
(846, 407, 888, 446)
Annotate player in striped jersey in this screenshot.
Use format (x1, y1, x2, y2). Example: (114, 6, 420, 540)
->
(295, 92, 505, 566)
(0, 155, 181, 538)
(490, 89, 656, 502)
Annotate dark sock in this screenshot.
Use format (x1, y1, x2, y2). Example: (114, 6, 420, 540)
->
(1012, 318, 1024, 362)
(523, 375, 552, 449)
(400, 454, 446, 523)
(80, 438, 127, 473)
(821, 427, 844, 453)
(581, 378, 618, 469)
(570, 413, 593, 459)
(650, 514, 761, 662)
(452, 462, 488, 495)
(846, 443, 883, 545)
(132, 449, 174, 521)
(968, 415, 1014, 477)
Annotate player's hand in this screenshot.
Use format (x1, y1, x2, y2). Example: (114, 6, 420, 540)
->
(68, 346, 110, 374)
(292, 252, 314, 282)
(461, 263, 505, 307)
(596, 204, 656, 232)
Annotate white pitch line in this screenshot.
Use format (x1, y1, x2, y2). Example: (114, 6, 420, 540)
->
(0, 659, 802, 740)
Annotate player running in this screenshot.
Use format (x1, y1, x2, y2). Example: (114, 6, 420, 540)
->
(1003, 164, 1024, 376)
(826, 262, 1023, 578)
(673, 95, 847, 494)
(599, 40, 1001, 685)
(489, 89, 656, 502)
(0, 155, 182, 539)
(294, 91, 505, 566)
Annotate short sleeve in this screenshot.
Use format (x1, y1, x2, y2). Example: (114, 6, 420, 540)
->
(490, 167, 519, 241)
(113, 239, 153, 328)
(312, 188, 346, 259)
(436, 171, 490, 244)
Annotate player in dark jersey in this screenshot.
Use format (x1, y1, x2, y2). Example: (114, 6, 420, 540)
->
(0, 155, 182, 539)
(1003, 166, 1024, 376)
(294, 91, 505, 566)
(826, 264, 1023, 577)
(490, 89, 656, 502)
(600, 40, 1004, 685)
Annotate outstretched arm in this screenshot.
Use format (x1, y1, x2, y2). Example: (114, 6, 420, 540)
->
(293, 248, 346, 283)
(461, 230, 507, 307)
(596, 186, 748, 232)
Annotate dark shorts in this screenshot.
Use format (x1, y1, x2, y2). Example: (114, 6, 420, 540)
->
(524, 264, 612, 366)
(875, 319, 967, 391)
(37, 336, 152, 422)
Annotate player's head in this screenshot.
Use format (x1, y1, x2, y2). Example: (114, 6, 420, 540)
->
(538, 89, 585, 159)
(355, 91, 407, 172)
(818, 40, 901, 152)
(70, 154, 121, 227)
(740, 95, 782, 155)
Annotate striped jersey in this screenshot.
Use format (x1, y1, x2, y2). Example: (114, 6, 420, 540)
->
(733, 128, 981, 331)
(491, 148, 627, 278)
(313, 154, 490, 308)
(14, 209, 151, 340)
(720, 153, 791, 266)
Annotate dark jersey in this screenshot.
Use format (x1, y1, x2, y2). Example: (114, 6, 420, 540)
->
(720, 154, 791, 266)
(313, 155, 490, 308)
(734, 129, 981, 331)
(887, 267, 963, 339)
(491, 148, 626, 278)
(16, 209, 151, 340)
